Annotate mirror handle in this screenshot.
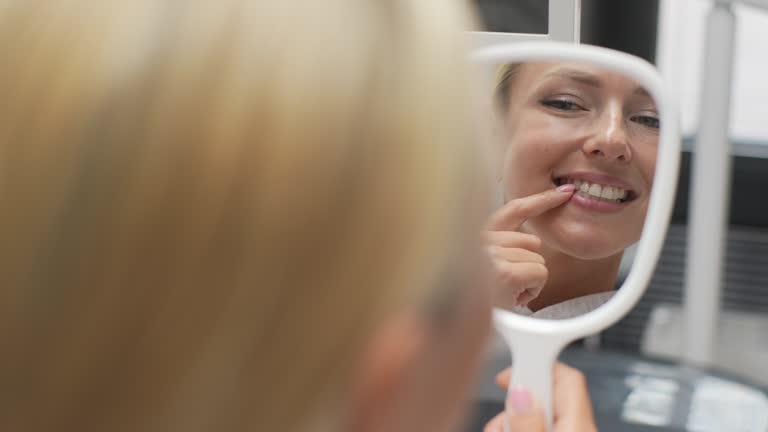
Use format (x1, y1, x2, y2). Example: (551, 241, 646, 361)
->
(504, 336, 567, 432)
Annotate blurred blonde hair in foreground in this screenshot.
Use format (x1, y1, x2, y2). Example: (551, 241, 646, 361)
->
(0, 1, 487, 431)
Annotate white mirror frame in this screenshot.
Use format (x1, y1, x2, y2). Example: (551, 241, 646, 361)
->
(472, 42, 681, 431)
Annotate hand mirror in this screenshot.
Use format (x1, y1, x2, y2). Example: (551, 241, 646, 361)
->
(472, 41, 680, 430)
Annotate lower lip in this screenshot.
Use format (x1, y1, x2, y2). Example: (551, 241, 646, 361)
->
(569, 192, 627, 213)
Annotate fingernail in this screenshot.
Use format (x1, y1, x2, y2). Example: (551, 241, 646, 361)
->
(557, 184, 575, 192)
(508, 387, 533, 414)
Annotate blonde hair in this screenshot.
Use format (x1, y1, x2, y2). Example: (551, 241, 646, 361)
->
(0, 1, 484, 431)
(495, 63, 523, 111)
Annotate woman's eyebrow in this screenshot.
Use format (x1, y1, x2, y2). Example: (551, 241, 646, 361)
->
(541, 68, 602, 88)
(633, 86, 652, 98)
(541, 69, 655, 100)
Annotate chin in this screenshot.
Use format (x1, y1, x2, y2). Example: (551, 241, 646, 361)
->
(529, 219, 637, 260)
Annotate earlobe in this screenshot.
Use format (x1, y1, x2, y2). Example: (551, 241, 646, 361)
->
(345, 313, 427, 432)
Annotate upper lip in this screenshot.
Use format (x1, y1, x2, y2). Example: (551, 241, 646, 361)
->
(554, 171, 638, 193)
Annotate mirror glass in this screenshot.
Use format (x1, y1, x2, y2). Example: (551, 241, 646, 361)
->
(485, 60, 660, 320)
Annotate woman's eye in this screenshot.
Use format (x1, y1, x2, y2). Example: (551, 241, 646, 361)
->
(540, 99, 584, 112)
(631, 114, 660, 129)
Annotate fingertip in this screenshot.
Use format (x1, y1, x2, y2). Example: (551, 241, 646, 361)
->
(545, 185, 575, 206)
(495, 368, 511, 387)
(495, 374, 505, 387)
(508, 386, 534, 414)
(506, 386, 546, 431)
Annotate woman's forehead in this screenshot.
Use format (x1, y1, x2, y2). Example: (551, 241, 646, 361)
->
(516, 61, 652, 100)
(522, 61, 619, 79)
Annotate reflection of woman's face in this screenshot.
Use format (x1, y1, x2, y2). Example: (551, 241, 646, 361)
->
(501, 62, 658, 259)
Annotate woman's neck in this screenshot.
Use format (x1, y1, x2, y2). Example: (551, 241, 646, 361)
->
(527, 244, 622, 312)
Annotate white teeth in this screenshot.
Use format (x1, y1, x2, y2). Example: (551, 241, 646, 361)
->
(559, 177, 629, 202)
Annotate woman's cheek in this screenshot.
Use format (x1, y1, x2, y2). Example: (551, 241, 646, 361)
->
(630, 136, 658, 185)
(501, 144, 525, 199)
(502, 155, 537, 200)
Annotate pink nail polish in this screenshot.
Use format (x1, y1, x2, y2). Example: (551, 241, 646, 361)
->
(508, 387, 533, 413)
(557, 184, 576, 192)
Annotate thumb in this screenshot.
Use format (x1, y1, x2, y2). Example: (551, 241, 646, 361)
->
(506, 387, 546, 432)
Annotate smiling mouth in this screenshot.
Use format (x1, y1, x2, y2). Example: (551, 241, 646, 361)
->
(553, 177, 638, 204)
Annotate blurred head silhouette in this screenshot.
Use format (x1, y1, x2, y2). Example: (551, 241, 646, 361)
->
(0, 2, 492, 432)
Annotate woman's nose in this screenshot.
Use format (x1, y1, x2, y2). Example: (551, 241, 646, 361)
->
(582, 106, 632, 163)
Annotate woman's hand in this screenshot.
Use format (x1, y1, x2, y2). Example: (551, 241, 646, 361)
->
(484, 185, 575, 309)
(483, 363, 598, 432)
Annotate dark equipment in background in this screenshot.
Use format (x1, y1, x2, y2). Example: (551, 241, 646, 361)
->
(473, 0, 659, 63)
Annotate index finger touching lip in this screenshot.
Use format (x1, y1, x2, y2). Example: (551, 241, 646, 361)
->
(487, 184, 575, 231)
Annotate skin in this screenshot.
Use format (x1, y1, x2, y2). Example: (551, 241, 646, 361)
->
(486, 186, 575, 309)
(490, 61, 659, 311)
